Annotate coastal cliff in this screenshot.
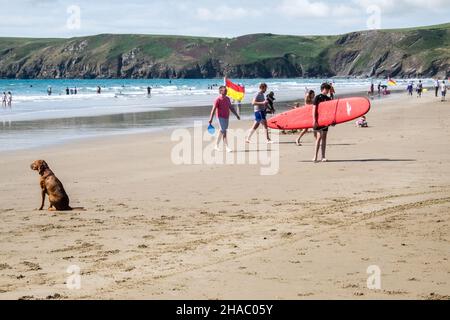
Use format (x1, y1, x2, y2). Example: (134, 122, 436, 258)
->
(0, 23, 448, 79)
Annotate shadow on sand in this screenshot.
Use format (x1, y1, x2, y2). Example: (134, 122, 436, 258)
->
(298, 158, 416, 163)
(279, 142, 355, 146)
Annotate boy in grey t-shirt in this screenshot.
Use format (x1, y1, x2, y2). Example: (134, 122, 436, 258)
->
(246, 83, 272, 144)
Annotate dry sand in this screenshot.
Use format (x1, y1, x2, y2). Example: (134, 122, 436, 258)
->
(0, 93, 449, 300)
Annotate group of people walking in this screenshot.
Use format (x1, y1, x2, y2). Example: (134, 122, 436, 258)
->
(208, 82, 334, 162)
(434, 79, 447, 101)
(406, 79, 447, 101)
(2, 91, 12, 108)
(407, 80, 424, 97)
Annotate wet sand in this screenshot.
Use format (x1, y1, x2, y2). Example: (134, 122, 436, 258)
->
(0, 92, 449, 299)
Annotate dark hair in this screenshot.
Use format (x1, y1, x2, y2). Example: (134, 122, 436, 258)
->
(259, 83, 268, 90)
(219, 85, 227, 91)
(268, 91, 275, 96)
(321, 83, 331, 91)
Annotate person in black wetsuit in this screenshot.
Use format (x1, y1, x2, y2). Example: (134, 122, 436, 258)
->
(312, 83, 332, 163)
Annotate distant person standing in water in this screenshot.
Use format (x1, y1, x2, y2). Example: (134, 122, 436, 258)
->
(246, 83, 272, 144)
(47, 86, 52, 96)
(74, 87, 78, 95)
(147, 86, 152, 96)
(97, 86, 101, 94)
(6, 91, 12, 108)
(2, 92, 7, 108)
(369, 82, 375, 99)
(66, 87, 70, 95)
(377, 82, 382, 97)
(435, 79, 440, 97)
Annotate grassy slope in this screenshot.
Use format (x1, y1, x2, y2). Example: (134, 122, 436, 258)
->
(0, 23, 448, 77)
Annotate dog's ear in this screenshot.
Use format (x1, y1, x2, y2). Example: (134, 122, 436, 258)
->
(38, 161, 49, 175)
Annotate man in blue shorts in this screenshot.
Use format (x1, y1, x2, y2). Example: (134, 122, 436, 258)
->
(246, 83, 272, 144)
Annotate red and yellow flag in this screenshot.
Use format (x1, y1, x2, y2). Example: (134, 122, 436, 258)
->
(388, 78, 397, 86)
(225, 78, 245, 102)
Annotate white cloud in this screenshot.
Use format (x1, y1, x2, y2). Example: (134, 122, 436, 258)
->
(0, 0, 448, 38)
(354, 0, 450, 13)
(278, 0, 329, 18)
(196, 5, 260, 21)
(278, 0, 361, 18)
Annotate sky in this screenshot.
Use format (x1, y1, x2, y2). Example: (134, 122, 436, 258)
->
(1, 0, 449, 38)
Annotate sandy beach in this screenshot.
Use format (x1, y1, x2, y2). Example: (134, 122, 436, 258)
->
(0, 92, 449, 300)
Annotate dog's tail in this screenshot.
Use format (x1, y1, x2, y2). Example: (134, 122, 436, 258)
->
(68, 207, 87, 212)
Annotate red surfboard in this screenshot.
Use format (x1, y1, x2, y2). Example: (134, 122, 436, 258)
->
(268, 97, 371, 130)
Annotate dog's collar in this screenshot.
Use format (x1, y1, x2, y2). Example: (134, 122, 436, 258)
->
(40, 169, 53, 177)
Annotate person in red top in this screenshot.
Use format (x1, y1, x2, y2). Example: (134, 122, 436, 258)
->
(209, 86, 240, 152)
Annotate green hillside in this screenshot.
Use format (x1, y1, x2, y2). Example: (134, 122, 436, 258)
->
(0, 23, 448, 79)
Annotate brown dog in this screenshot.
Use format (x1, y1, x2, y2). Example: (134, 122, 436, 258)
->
(30, 160, 71, 211)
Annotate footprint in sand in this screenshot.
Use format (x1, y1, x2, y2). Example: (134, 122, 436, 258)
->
(22, 261, 41, 271)
(281, 232, 294, 239)
(0, 263, 12, 270)
(46, 293, 67, 300)
(298, 293, 314, 297)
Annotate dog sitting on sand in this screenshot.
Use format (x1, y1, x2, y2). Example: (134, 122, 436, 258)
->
(30, 160, 72, 211)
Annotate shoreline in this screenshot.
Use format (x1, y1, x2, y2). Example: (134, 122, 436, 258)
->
(0, 87, 405, 154)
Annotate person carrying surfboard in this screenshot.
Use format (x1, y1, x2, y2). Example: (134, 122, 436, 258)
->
(246, 83, 272, 144)
(313, 83, 332, 163)
(208, 86, 241, 153)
